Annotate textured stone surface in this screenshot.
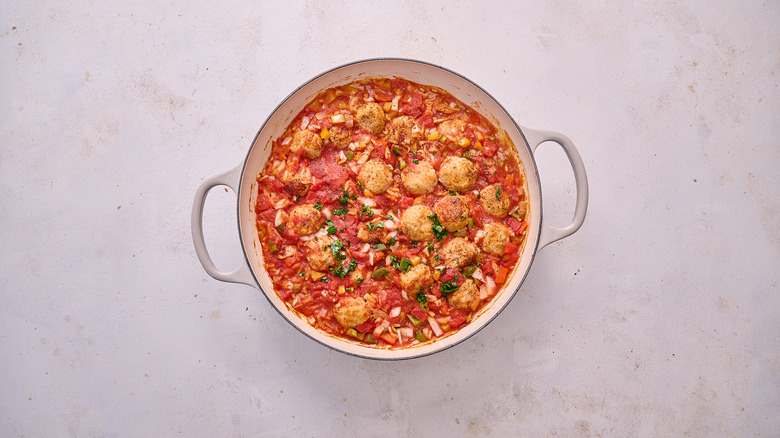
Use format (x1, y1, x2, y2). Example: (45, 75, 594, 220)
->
(1, 1, 778, 436)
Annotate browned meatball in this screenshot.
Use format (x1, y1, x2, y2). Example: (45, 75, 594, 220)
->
(357, 159, 393, 194)
(439, 156, 477, 193)
(356, 220, 385, 243)
(356, 102, 386, 135)
(481, 222, 511, 255)
(434, 195, 470, 232)
(306, 245, 337, 272)
(388, 115, 422, 146)
(399, 264, 433, 294)
(287, 204, 322, 236)
(449, 279, 479, 310)
(480, 183, 511, 218)
(401, 161, 437, 195)
(280, 168, 312, 196)
(290, 129, 323, 159)
(400, 205, 435, 241)
(440, 237, 478, 269)
(328, 125, 351, 149)
(333, 297, 372, 328)
(438, 119, 466, 141)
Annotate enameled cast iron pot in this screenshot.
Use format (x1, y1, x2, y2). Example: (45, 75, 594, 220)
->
(192, 58, 588, 360)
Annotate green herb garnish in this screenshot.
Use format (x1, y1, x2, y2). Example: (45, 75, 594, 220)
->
(427, 214, 448, 241)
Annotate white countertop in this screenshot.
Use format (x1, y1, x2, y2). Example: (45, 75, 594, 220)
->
(2, 1, 778, 436)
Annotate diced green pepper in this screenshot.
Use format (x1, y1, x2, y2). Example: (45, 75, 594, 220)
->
(467, 217, 474, 228)
(392, 147, 402, 156)
(364, 334, 376, 343)
(373, 243, 387, 251)
(371, 268, 389, 280)
(267, 241, 278, 253)
(346, 328, 358, 338)
(346, 151, 354, 160)
(398, 158, 407, 170)
(462, 265, 477, 278)
(415, 331, 427, 342)
(408, 314, 425, 327)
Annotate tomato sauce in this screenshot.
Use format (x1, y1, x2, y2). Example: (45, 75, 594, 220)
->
(254, 77, 529, 349)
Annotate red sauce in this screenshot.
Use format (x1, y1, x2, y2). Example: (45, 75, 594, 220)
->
(255, 77, 529, 349)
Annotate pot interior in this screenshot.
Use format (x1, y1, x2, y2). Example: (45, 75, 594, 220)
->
(238, 59, 541, 359)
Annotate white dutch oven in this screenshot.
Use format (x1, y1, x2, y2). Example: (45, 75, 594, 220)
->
(192, 58, 588, 360)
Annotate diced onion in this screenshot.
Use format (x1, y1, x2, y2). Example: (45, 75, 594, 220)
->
(399, 327, 413, 338)
(301, 116, 310, 130)
(345, 117, 354, 128)
(315, 111, 326, 120)
(485, 276, 496, 295)
(274, 210, 285, 227)
(428, 318, 443, 337)
(479, 284, 489, 300)
(358, 197, 376, 207)
(391, 96, 400, 111)
(390, 307, 401, 317)
(471, 267, 485, 283)
(322, 207, 332, 219)
(281, 136, 292, 146)
(331, 113, 345, 123)
(384, 220, 395, 229)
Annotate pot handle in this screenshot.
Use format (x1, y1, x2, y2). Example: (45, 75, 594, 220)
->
(523, 127, 589, 249)
(191, 164, 257, 288)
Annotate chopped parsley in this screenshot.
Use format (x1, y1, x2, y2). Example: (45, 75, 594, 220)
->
(440, 279, 459, 294)
(416, 292, 428, 309)
(331, 258, 357, 278)
(325, 219, 337, 235)
(338, 188, 355, 206)
(496, 186, 502, 200)
(294, 195, 300, 202)
(332, 207, 348, 216)
(320, 276, 329, 283)
(366, 221, 385, 231)
(427, 241, 435, 254)
(412, 158, 419, 164)
(313, 200, 323, 211)
(386, 214, 393, 220)
(357, 181, 365, 190)
(391, 257, 412, 273)
(427, 214, 448, 241)
(388, 237, 396, 246)
(360, 204, 374, 217)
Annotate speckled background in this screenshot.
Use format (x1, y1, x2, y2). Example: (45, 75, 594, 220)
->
(1, 1, 778, 436)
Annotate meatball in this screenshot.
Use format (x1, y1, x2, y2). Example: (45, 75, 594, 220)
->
(356, 220, 385, 243)
(306, 245, 337, 272)
(388, 115, 422, 146)
(287, 204, 322, 236)
(449, 279, 479, 310)
(357, 159, 393, 194)
(333, 297, 372, 328)
(356, 102, 386, 135)
(280, 168, 312, 196)
(440, 237, 478, 269)
(401, 161, 437, 195)
(438, 119, 466, 141)
(434, 195, 470, 232)
(290, 129, 323, 160)
(481, 222, 512, 255)
(328, 125, 351, 149)
(438, 156, 477, 193)
(400, 205, 435, 241)
(399, 264, 433, 294)
(480, 184, 511, 218)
